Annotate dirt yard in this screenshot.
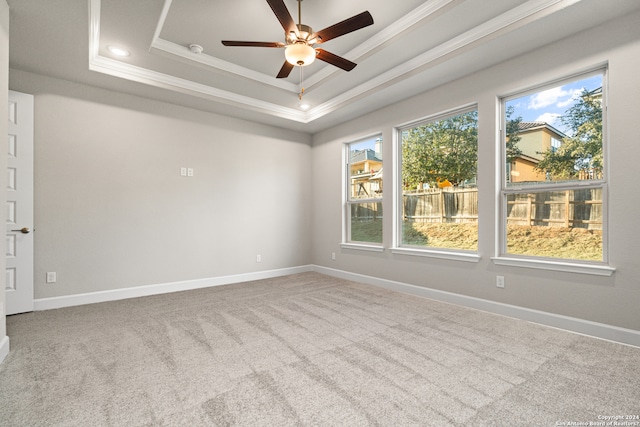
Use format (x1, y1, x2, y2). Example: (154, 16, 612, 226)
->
(353, 221, 602, 261)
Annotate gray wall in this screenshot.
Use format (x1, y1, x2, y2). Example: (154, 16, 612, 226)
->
(311, 11, 640, 331)
(10, 70, 312, 299)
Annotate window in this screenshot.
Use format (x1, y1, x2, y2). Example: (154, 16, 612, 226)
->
(397, 107, 478, 253)
(500, 70, 607, 264)
(344, 135, 383, 245)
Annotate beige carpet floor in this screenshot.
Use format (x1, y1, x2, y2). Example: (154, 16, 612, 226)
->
(1, 272, 639, 426)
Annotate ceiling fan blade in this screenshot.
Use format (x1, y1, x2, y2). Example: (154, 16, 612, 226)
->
(266, 0, 298, 36)
(311, 11, 374, 44)
(276, 61, 294, 79)
(222, 41, 285, 48)
(315, 49, 357, 72)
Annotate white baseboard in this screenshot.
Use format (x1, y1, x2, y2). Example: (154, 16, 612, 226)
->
(34, 265, 314, 311)
(30, 263, 640, 348)
(0, 335, 9, 365)
(312, 265, 640, 348)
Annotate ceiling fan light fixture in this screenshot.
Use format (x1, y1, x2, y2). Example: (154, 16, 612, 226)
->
(285, 43, 316, 66)
(221, 0, 373, 80)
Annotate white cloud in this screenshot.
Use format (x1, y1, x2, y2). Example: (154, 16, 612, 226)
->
(535, 112, 561, 124)
(528, 87, 569, 110)
(557, 87, 583, 108)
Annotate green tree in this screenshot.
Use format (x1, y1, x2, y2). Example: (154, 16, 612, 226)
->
(536, 88, 602, 179)
(505, 105, 523, 164)
(402, 111, 478, 188)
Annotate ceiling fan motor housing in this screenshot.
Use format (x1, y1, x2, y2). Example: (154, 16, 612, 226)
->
(289, 24, 315, 44)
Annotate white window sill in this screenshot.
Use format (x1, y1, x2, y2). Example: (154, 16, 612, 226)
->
(391, 247, 481, 263)
(340, 243, 385, 252)
(491, 256, 615, 276)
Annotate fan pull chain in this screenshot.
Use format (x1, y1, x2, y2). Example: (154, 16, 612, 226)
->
(299, 65, 305, 101)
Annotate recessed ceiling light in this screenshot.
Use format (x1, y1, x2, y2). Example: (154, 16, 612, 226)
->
(108, 46, 130, 57)
(299, 102, 311, 111)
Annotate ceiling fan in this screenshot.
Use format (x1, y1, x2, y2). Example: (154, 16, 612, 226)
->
(221, 0, 374, 79)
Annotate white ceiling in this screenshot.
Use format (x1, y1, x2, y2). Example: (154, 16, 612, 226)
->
(8, 0, 640, 133)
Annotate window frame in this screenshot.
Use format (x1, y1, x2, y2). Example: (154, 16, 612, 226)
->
(494, 68, 615, 276)
(342, 134, 385, 251)
(391, 104, 481, 263)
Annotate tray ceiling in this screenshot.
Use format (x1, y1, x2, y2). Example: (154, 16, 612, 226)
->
(8, 0, 640, 133)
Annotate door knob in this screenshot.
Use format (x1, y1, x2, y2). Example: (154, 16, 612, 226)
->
(11, 227, 30, 234)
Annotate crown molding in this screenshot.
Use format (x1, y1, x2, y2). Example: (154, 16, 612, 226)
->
(304, 0, 458, 89)
(150, 0, 298, 93)
(89, 0, 585, 125)
(150, 38, 299, 93)
(89, 0, 309, 122)
(89, 53, 309, 122)
(148, 0, 459, 94)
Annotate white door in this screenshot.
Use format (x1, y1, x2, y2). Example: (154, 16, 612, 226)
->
(6, 91, 34, 315)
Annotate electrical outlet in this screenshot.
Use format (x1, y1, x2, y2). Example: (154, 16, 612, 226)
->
(187, 168, 194, 177)
(496, 276, 505, 288)
(46, 272, 57, 283)
(256, 254, 261, 263)
(331, 252, 336, 260)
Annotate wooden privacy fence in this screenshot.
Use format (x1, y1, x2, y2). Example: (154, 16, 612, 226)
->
(350, 202, 383, 222)
(506, 188, 602, 229)
(404, 188, 478, 223)
(403, 187, 602, 229)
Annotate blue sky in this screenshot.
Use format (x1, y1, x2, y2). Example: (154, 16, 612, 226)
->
(507, 74, 602, 136)
(350, 136, 382, 156)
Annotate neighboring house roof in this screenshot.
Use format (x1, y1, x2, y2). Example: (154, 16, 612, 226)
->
(350, 149, 382, 163)
(518, 121, 546, 131)
(518, 121, 567, 138)
(586, 87, 602, 97)
(516, 153, 543, 164)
